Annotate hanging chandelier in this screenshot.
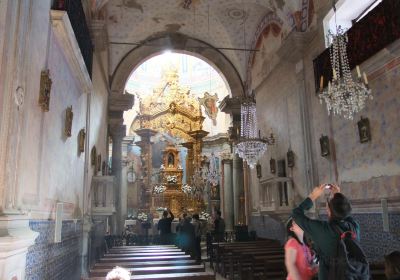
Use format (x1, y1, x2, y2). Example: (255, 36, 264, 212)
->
(319, 9, 372, 120)
(235, 96, 274, 169)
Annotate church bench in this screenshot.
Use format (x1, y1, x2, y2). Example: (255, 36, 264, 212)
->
(249, 256, 286, 280)
(131, 272, 215, 280)
(104, 251, 186, 258)
(211, 240, 280, 271)
(99, 255, 191, 263)
(214, 242, 281, 273)
(90, 264, 205, 277)
(93, 259, 197, 269)
(222, 247, 283, 277)
(88, 272, 215, 280)
(226, 248, 284, 279)
(369, 262, 386, 280)
(109, 248, 182, 253)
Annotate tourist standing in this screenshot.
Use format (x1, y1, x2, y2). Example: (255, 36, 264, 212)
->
(157, 209, 174, 244)
(192, 213, 202, 262)
(213, 210, 225, 242)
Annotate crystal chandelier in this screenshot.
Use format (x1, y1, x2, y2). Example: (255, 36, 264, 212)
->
(319, 16, 372, 120)
(235, 96, 273, 169)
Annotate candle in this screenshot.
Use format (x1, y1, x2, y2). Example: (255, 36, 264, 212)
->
(363, 72, 368, 84)
(333, 69, 337, 80)
(320, 76, 324, 90)
(356, 66, 361, 78)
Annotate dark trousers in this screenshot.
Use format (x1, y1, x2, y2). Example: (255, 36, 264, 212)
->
(194, 236, 201, 261)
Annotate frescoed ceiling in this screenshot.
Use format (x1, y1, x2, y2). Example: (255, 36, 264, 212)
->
(106, 0, 315, 80)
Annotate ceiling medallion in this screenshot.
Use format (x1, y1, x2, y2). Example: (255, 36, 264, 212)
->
(227, 8, 247, 21)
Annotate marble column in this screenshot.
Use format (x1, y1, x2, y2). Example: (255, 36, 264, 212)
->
(222, 158, 233, 231)
(232, 154, 244, 225)
(110, 124, 126, 234)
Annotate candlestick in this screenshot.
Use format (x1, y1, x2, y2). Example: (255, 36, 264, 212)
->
(320, 76, 324, 90)
(363, 72, 368, 84)
(356, 65, 361, 78)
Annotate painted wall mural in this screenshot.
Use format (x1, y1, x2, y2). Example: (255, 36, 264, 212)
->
(248, 0, 315, 89)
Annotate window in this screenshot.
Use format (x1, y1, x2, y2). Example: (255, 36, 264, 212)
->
(323, 0, 382, 46)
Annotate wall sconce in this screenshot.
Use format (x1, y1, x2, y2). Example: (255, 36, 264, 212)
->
(65, 106, 73, 137)
(78, 129, 86, 154)
(39, 69, 52, 112)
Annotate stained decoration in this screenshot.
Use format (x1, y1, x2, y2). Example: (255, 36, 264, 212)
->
(198, 92, 219, 125)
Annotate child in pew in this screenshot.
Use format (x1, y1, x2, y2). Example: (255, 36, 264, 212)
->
(106, 266, 131, 280)
(285, 218, 318, 280)
(384, 251, 400, 280)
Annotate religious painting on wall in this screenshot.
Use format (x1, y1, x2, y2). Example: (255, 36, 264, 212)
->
(270, 158, 276, 174)
(357, 116, 371, 143)
(256, 163, 262, 178)
(287, 150, 294, 168)
(39, 69, 52, 112)
(65, 106, 73, 137)
(320, 135, 330, 157)
(198, 92, 218, 125)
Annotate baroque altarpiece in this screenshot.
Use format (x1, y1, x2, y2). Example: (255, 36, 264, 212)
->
(130, 66, 209, 216)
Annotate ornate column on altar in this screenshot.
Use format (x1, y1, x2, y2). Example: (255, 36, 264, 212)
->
(135, 128, 157, 211)
(221, 157, 233, 231)
(188, 129, 209, 171)
(110, 124, 126, 233)
(182, 142, 194, 184)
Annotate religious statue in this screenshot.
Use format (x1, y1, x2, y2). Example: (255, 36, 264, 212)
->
(65, 106, 73, 137)
(78, 129, 86, 153)
(167, 153, 174, 167)
(39, 69, 52, 112)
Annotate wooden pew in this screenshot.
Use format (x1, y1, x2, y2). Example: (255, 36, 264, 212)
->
(223, 247, 283, 278)
(93, 259, 197, 269)
(99, 255, 191, 263)
(90, 264, 205, 277)
(211, 240, 280, 272)
(105, 251, 185, 258)
(89, 272, 215, 280)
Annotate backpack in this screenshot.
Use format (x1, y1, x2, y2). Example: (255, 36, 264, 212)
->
(328, 223, 370, 280)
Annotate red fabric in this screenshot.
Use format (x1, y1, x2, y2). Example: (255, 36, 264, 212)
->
(285, 238, 317, 280)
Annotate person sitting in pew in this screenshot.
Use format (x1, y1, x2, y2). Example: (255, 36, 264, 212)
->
(385, 251, 400, 280)
(285, 218, 318, 280)
(106, 266, 131, 280)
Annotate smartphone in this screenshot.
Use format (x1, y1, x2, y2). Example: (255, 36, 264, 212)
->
(325, 184, 332, 189)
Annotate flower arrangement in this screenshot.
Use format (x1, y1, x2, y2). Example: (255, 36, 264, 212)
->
(137, 212, 148, 222)
(166, 175, 178, 184)
(199, 211, 211, 221)
(153, 185, 166, 194)
(156, 207, 167, 212)
(181, 184, 192, 194)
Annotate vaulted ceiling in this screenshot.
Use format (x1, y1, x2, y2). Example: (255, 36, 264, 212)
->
(106, 0, 314, 80)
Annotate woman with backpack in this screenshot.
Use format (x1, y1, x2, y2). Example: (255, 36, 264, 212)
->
(285, 218, 318, 280)
(292, 184, 369, 280)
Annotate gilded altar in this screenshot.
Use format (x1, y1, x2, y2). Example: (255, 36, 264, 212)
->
(131, 66, 208, 215)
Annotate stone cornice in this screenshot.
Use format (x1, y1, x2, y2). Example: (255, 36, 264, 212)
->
(50, 10, 93, 93)
(218, 96, 241, 115)
(277, 30, 317, 63)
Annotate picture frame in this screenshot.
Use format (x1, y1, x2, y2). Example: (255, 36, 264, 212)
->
(64, 106, 73, 137)
(319, 135, 330, 157)
(270, 158, 276, 174)
(357, 116, 371, 143)
(256, 163, 262, 178)
(287, 150, 295, 168)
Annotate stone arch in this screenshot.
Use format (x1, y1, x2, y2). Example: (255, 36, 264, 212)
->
(110, 33, 245, 98)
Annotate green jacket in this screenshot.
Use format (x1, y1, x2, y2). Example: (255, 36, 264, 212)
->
(292, 197, 360, 280)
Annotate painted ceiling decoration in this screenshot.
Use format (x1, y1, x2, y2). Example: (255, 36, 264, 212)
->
(106, 0, 316, 87)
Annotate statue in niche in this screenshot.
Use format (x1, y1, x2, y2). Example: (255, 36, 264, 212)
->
(65, 106, 73, 137)
(167, 153, 174, 168)
(78, 129, 86, 153)
(358, 116, 371, 143)
(270, 158, 276, 174)
(97, 154, 102, 172)
(210, 183, 219, 200)
(287, 150, 294, 168)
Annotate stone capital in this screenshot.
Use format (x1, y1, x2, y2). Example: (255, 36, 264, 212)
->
(90, 19, 107, 51)
(109, 124, 126, 139)
(109, 92, 134, 111)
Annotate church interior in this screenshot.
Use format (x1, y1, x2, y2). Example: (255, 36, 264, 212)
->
(0, 0, 399, 279)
